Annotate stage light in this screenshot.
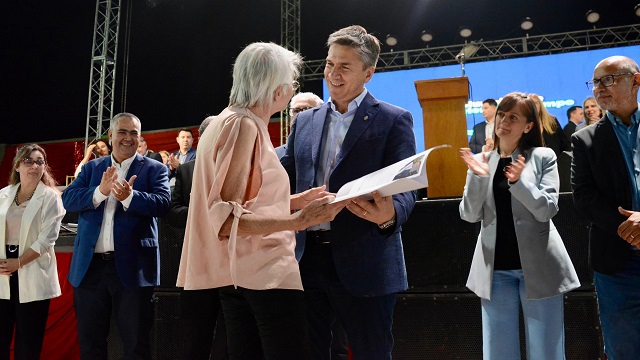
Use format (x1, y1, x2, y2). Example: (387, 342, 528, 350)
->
(586, 10, 600, 24)
(385, 34, 398, 47)
(635, 4, 640, 17)
(420, 31, 433, 43)
(520, 17, 533, 31)
(459, 27, 472, 38)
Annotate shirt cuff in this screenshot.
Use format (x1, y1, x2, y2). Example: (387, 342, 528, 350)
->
(120, 191, 134, 210)
(92, 187, 109, 207)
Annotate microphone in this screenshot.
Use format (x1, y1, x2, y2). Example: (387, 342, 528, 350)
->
(455, 53, 465, 63)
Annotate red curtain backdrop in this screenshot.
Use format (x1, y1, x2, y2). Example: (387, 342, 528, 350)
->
(0, 122, 284, 187)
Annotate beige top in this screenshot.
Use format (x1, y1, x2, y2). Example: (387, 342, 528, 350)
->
(176, 106, 302, 291)
(5, 200, 28, 246)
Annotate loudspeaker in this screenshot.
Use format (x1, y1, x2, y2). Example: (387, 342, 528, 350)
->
(401, 199, 481, 292)
(157, 220, 185, 289)
(401, 193, 594, 293)
(392, 292, 603, 359)
(152, 292, 184, 360)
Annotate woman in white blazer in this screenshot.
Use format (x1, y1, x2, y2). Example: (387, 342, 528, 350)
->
(459, 92, 580, 360)
(0, 144, 65, 360)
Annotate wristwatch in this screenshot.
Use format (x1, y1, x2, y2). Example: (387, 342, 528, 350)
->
(378, 217, 396, 230)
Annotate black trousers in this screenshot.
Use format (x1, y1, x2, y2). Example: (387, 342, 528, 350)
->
(73, 255, 154, 360)
(181, 288, 229, 359)
(218, 286, 310, 360)
(0, 246, 50, 360)
(300, 240, 396, 360)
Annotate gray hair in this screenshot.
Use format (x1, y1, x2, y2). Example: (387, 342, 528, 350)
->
(327, 25, 380, 69)
(290, 92, 324, 107)
(229, 42, 302, 112)
(110, 112, 141, 131)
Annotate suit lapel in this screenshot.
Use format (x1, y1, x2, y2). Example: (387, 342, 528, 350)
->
(311, 105, 330, 174)
(126, 154, 145, 182)
(333, 93, 379, 170)
(20, 182, 45, 247)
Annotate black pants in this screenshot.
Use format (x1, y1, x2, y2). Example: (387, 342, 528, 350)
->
(181, 288, 228, 360)
(0, 246, 50, 360)
(218, 286, 310, 360)
(73, 255, 154, 360)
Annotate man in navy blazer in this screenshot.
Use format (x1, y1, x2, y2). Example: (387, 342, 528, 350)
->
(281, 25, 416, 359)
(571, 56, 640, 359)
(63, 113, 170, 360)
(167, 128, 196, 180)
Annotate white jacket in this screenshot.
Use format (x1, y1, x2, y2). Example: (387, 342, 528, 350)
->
(0, 182, 65, 303)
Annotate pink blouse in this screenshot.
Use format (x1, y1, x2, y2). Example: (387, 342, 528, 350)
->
(176, 107, 302, 291)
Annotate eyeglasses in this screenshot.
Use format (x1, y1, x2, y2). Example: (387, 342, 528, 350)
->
(291, 80, 300, 91)
(586, 73, 635, 90)
(22, 158, 46, 167)
(290, 106, 312, 116)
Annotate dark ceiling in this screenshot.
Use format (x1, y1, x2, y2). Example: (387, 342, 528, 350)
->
(1, 0, 637, 144)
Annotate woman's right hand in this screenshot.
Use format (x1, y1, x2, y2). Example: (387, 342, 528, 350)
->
(294, 195, 347, 231)
(83, 144, 97, 161)
(460, 148, 489, 176)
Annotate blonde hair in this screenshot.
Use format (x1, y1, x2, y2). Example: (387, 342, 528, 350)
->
(530, 94, 558, 135)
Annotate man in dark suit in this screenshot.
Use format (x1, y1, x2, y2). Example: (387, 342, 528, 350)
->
(62, 113, 171, 359)
(571, 56, 640, 359)
(562, 105, 583, 139)
(137, 136, 163, 163)
(281, 25, 416, 359)
(167, 128, 196, 180)
(469, 98, 497, 153)
(164, 116, 228, 359)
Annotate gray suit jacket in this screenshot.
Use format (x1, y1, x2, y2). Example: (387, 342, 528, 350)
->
(459, 147, 580, 300)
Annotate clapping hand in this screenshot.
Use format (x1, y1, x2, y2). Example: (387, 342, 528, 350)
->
(112, 175, 137, 202)
(504, 155, 526, 184)
(459, 148, 489, 176)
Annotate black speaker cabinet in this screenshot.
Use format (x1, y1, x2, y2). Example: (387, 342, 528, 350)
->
(392, 292, 603, 359)
(157, 220, 185, 289)
(401, 194, 594, 293)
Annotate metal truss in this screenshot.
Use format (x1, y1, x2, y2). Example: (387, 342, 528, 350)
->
(279, 0, 301, 145)
(300, 24, 640, 81)
(85, 0, 122, 147)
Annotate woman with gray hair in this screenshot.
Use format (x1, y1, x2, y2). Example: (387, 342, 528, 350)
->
(177, 42, 345, 359)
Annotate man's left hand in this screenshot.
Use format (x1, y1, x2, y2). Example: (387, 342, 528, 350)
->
(618, 206, 640, 248)
(112, 175, 137, 202)
(347, 191, 395, 226)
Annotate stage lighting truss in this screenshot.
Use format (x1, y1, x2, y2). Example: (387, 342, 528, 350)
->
(300, 24, 640, 81)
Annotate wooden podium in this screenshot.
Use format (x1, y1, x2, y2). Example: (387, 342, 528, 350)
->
(415, 77, 470, 198)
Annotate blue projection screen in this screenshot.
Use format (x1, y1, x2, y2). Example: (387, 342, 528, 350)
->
(322, 45, 639, 151)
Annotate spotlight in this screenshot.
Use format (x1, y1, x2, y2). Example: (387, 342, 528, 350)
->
(635, 4, 640, 17)
(586, 10, 600, 24)
(520, 17, 533, 31)
(420, 31, 433, 43)
(385, 34, 398, 47)
(459, 27, 472, 38)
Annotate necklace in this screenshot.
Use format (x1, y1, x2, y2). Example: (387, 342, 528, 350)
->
(14, 185, 36, 206)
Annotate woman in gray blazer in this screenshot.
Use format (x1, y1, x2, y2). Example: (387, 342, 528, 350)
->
(459, 92, 580, 360)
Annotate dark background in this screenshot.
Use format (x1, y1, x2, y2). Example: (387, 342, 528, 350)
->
(1, 0, 637, 145)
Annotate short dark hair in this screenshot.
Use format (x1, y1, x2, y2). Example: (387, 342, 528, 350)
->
(177, 128, 193, 136)
(566, 106, 582, 120)
(483, 99, 498, 107)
